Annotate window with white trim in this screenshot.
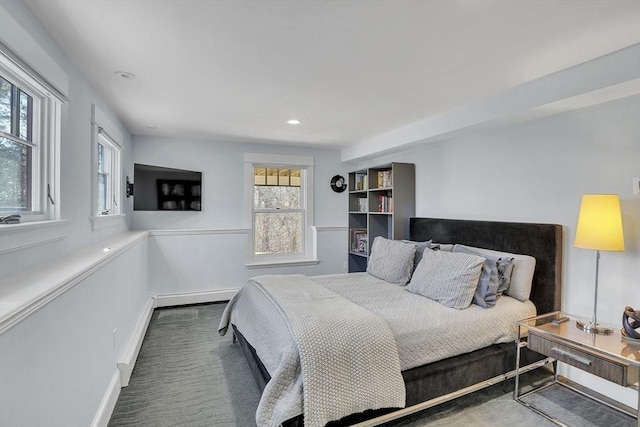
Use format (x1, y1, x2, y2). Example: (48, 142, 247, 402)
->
(254, 167, 303, 254)
(245, 153, 315, 265)
(0, 51, 62, 221)
(90, 104, 124, 230)
(96, 130, 121, 215)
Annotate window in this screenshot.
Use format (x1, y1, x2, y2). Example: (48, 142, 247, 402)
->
(90, 104, 124, 229)
(0, 76, 33, 212)
(245, 153, 316, 266)
(96, 131, 121, 215)
(0, 51, 62, 221)
(253, 167, 303, 255)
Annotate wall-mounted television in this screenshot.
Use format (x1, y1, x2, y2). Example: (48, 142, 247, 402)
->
(133, 163, 202, 211)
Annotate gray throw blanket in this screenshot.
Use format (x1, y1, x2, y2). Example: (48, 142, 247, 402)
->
(220, 274, 405, 427)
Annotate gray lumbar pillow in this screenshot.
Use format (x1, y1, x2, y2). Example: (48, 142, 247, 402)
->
(453, 244, 501, 308)
(401, 239, 433, 270)
(407, 249, 484, 309)
(453, 245, 534, 302)
(367, 236, 417, 285)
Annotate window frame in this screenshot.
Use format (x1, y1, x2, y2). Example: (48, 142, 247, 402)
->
(96, 131, 121, 215)
(0, 50, 62, 222)
(244, 153, 316, 266)
(90, 104, 125, 230)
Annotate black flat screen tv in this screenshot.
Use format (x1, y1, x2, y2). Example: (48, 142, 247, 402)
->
(133, 163, 202, 211)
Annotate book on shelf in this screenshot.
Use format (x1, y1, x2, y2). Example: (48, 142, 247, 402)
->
(350, 228, 368, 254)
(376, 170, 392, 188)
(377, 194, 393, 212)
(354, 173, 368, 191)
(358, 198, 367, 212)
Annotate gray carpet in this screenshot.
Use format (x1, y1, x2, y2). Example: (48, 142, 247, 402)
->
(109, 303, 261, 427)
(109, 303, 635, 427)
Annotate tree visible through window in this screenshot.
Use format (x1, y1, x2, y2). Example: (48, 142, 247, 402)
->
(253, 167, 303, 255)
(0, 75, 34, 212)
(96, 131, 121, 215)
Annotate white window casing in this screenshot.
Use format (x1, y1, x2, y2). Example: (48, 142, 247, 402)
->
(0, 45, 66, 252)
(244, 153, 317, 267)
(0, 48, 62, 222)
(90, 104, 125, 230)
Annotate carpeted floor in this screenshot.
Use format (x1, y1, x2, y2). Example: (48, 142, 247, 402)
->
(108, 303, 635, 427)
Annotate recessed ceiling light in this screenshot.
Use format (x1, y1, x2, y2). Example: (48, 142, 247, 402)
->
(114, 71, 135, 79)
(145, 125, 157, 130)
(287, 119, 301, 125)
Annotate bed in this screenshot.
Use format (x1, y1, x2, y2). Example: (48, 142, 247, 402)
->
(219, 217, 563, 426)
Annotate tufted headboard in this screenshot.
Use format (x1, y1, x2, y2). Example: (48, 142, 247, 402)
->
(409, 217, 563, 315)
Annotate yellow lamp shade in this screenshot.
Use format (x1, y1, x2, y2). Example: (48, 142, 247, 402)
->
(574, 194, 625, 251)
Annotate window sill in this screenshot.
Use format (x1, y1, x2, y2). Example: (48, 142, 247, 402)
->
(91, 213, 126, 230)
(0, 219, 71, 255)
(245, 258, 320, 269)
(0, 231, 148, 334)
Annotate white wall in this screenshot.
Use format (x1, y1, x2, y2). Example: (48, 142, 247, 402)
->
(132, 137, 347, 230)
(357, 94, 640, 407)
(0, 238, 149, 427)
(0, 0, 134, 281)
(132, 137, 350, 295)
(148, 229, 346, 296)
(2, 0, 637, 422)
(0, 1, 148, 426)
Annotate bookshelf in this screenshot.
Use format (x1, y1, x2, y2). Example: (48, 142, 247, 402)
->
(347, 162, 415, 272)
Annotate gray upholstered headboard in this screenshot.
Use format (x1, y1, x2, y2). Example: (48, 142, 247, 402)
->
(409, 217, 563, 315)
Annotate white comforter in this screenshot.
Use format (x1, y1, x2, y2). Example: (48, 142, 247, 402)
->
(313, 273, 537, 370)
(219, 274, 405, 427)
(219, 273, 536, 426)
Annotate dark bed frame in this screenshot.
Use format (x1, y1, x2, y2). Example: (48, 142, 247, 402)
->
(233, 217, 563, 426)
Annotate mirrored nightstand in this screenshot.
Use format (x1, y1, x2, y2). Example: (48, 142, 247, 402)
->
(515, 311, 639, 426)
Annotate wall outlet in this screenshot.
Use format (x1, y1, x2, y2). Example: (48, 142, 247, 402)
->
(112, 328, 118, 350)
(343, 261, 348, 270)
(633, 177, 640, 195)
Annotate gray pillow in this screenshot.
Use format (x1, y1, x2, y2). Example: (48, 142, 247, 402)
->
(453, 244, 500, 308)
(401, 239, 433, 270)
(496, 257, 515, 295)
(367, 236, 416, 285)
(407, 250, 485, 309)
(453, 245, 534, 301)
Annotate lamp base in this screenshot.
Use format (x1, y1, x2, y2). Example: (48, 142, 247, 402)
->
(576, 320, 614, 335)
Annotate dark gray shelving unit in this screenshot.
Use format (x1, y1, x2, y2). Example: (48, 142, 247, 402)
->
(347, 162, 415, 273)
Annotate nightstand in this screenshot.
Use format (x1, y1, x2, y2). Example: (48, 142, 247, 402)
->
(515, 312, 640, 426)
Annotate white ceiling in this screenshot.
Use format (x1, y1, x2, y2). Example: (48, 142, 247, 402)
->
(24, 0, 640, 150)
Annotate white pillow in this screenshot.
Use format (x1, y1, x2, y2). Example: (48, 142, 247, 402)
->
(367, 236, 416, 285)
(453, 245, 536, 302)
(407, 250, 484, 309)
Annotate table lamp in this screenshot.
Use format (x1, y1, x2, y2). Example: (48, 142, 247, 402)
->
(574, 194, 625, 335)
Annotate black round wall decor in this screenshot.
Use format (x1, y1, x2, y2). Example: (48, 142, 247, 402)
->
(330, 175, 347, 193)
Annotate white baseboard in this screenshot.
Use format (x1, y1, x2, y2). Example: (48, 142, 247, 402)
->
(155, 289, 238, 307)
(117, 297, 156, 387)
(90, 370, 121, 427)
(95, 289, 237, 426)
